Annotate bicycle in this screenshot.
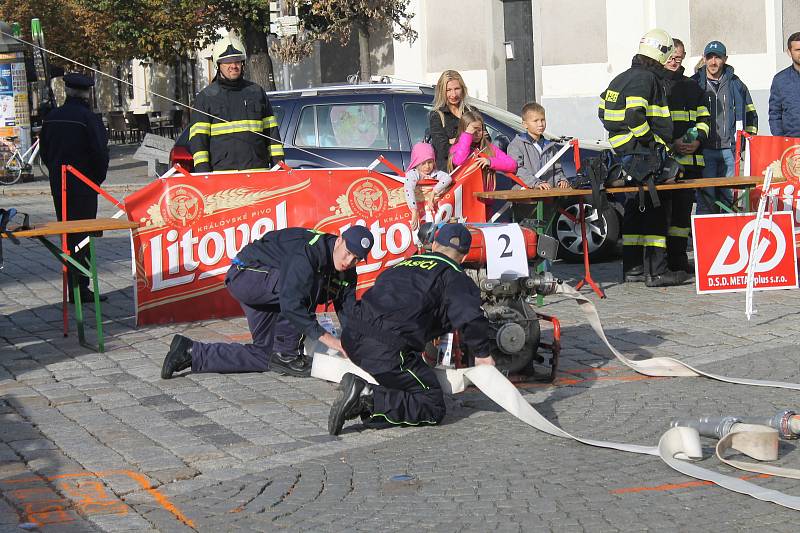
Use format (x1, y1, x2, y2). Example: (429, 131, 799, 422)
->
(0, 136, 48, 186)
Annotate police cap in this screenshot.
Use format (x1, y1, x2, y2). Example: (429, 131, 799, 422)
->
(342, 225, 374, 260)
(435, 223, 472, 254)
(63, 73, 94, 89)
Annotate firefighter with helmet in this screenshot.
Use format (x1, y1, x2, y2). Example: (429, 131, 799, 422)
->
(599, 28, 687, 287)
(188, 34, 284, 172)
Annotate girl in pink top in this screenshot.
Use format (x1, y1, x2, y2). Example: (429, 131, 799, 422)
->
(448, 110, 517, 193)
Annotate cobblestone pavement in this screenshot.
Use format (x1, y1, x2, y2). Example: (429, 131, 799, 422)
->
(2, 193, 800, 531)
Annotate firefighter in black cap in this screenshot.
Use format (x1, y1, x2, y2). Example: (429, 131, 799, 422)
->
(161, 225, 375, 379)
(40, 72, 109, 303)
(328, 223, 495, 436)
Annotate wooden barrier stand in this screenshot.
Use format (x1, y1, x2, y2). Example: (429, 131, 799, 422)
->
(2, 218, 138, 352)
(474, 175, 775, 298)
(474, 176, 774, 202)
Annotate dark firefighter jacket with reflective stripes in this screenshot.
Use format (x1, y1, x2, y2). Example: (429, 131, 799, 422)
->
(189, 78, 283, 172)
(234, 228, 357, 342)
(599, 56, 674, 154)
(342, 251, 494, 373)
(664, 66, 711, 171)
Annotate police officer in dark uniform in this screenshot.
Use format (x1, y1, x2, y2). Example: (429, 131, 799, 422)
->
(40, 73, 109, 302)
(328, 223, 495, 436)
(161, 225, 374, 379)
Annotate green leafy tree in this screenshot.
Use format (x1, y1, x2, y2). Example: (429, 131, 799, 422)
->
(274, 0, 417, 81)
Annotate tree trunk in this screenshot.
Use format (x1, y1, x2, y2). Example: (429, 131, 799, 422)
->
(357, 21, 371, 82)
(243, 21, 276, 91)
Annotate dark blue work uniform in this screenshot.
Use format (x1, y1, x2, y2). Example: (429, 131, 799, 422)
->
(191, 228, 357, 373)
(40, 94, 109, 294)
(342, 252, 493, 426)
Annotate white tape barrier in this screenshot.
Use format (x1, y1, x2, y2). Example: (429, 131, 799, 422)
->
(311, 279, 800, 510)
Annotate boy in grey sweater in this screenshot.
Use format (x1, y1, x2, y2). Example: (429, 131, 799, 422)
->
(507, 102, 570, 189)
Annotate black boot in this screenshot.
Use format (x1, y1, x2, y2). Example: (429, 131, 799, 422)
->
(269, 352, 311, 377)
(645, 270, 688, 287)
(161, 335, 193, 379)
(328, 373, 373, 436)
(623, 265, 645, 283)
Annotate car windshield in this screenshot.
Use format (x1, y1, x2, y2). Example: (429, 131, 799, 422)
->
(467, 97, 524, 133)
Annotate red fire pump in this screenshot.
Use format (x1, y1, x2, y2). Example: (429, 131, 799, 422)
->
(420, 223, 562, 382)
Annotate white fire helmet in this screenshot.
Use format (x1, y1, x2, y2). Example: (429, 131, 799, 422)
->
(638, 28, 674, 65)
(212, 35, 247, 65)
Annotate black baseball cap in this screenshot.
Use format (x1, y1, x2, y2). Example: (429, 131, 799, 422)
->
(435, 223, 472, 254)
(342, 225, 374, 260)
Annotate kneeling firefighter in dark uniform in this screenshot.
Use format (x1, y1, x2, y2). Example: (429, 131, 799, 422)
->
(161, 226, 374, 379)
(599, 28, 687, 287)
(328, 223, 495, 436)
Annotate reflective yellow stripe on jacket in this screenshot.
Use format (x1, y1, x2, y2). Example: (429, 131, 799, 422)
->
(193, 150, 209, 166)
(189, 122, 211, 140)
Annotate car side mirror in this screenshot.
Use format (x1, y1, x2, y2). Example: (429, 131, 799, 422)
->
(493, 133, 510, 153)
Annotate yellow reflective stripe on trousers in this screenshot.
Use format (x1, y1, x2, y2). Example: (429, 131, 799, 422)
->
(192, 150, 209, 165)
(610, 132, 633, 148)
(262, 116, 278, 128)
(745, 104, 756, 112)
(209, 119, 263, 136)
(642, 235, 666, 248)
(189, 122, 211, 139)
(270, 144, 285, 156)
(623, 234, 667, 247)
(647, 105, 670, 118)
(623, 234, 643, 246)
(603, 108, 626, 121)
(631, 121, 651, 137)
(674, 154, 705, 166)
(668, 226, 690, 238)
(746, 126, 758, 134)
(626, 96, 648, 109)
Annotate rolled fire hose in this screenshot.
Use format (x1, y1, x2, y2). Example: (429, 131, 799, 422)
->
(310, 280, 800, 510)
(672, 412, 800, 480)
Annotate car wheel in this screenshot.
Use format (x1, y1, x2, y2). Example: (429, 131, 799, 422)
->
(552, 202, 620, 263)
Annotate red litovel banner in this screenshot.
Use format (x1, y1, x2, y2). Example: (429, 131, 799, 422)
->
(748, 136, 800, 247)
(691, 212, 798, 294)
(124, 162, 489, 325)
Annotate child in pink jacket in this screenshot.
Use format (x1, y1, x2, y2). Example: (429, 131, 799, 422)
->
(448, 109, 517, 191)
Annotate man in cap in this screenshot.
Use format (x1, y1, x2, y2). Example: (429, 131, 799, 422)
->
(161, 225, 374, 379)
(40, 73, 109, 303)
(188, 34, 283, 172)
(691, 40, 758, 213)
(328, 223, 495, 436)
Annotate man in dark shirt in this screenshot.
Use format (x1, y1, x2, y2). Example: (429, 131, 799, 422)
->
(328, 223, 495, 435)
(40, 73, 110, 303)
(161, 225, 374, 379)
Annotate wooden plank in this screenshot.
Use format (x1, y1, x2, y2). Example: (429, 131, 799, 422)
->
(4, 218, 138, 238)
(475, 176, 778, 203)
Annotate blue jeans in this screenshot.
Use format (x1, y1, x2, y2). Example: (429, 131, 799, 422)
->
(696, 148, 735, 214)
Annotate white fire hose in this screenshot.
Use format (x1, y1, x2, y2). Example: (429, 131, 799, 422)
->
(311, 281, 800, 511)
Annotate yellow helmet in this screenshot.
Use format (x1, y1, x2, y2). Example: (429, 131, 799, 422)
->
(212, 35, 247, 65)
(638, 28, 674, 65)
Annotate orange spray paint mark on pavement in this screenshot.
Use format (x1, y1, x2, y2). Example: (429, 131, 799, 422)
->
(611, 473, 771, 494)
(1, 469, 194, 528)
